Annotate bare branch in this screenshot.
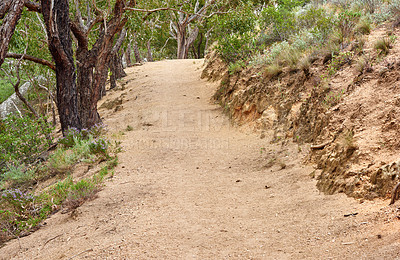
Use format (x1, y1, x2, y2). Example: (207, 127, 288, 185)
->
(24, 0, 41, 13)
(3, 45, 40, 119)
(6, 53, 56, 70)
(111, 28, 127, 54)
(70, 20, 88, 49)
(73, 0, 86, 31)
(0, 0, 25, 67)
(125, 7, 191, 18)
(0, 0, 12, 19)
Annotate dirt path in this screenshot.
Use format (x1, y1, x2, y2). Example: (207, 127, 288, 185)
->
(1, 59, 400, 259)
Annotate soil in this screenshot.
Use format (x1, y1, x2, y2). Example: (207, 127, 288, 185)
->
(204, 24, 400, 201)
(1, 59, 400, 259)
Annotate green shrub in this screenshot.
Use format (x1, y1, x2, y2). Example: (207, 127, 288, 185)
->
(374, 37, 392, 55)
(355, 18, 371, 34)
(0, 80, 14, 104)
(335, 10, 362, 42)
(327, 51, 354, 76)
(64, 179, 98, 209)
(296, 6, 334, 42)
(260, 0, 305, 42)
(88, 138, 109, 158)
(264, 63, 283, 78)
(0, 115, 53, 173)
(228, 60, 246, 75)
(2, 164, 35, 186)
(213, 2, 257, 62)
(0, 189, 37, 238)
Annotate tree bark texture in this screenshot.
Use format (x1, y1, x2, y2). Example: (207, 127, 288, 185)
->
(42, 0, 81, 134)
(0, 0, 25, 67)
(72, 0, 129, 129)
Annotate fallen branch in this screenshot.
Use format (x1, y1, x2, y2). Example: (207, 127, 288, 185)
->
(68, 248, 93, 260)
(42, 233, 63, 249)
(310, 139, 334, 150)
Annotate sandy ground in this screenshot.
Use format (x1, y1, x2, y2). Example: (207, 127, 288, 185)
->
(1, 59, 400, 259)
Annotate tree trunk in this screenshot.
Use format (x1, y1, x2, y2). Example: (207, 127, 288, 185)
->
(71, 0, 129, 129)
(110, 53, 126, 90)
(146, 40, 153, 62)
(197, 32, 203, 58)
(133, 33, 141, 63)
(176, 27, 187, 59)
(42, 0, 81, 134)
(191, 45, 198, 59)
(109, 29, 127, 90)
(0, 0, 25, 67)
(176, 24, 199, 59)
(126, 43, 132, 67)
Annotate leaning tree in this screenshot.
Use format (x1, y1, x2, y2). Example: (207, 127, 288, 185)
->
(0, 0, 233, 134)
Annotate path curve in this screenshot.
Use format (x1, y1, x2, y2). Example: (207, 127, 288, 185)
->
(1, 59, 399, 259)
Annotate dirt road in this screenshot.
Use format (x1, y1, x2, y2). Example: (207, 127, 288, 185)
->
(1, 59, 399, 259)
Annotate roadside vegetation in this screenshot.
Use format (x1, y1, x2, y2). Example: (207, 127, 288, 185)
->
(212, 0, 400, 80)
(1, 0, 400, 246)
(0, 117, 121, 244)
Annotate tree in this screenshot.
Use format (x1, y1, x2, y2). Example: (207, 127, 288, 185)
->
(41, 0, 81, 133)
(0, 0, 238, 135)
(169, 0, 218, 59)
(0, 0, 27, 67)
(127, 0, 224, 59)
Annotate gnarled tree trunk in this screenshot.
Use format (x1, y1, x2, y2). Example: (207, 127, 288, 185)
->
(42, 0, 81, 134)
(71, 0, 130, 129)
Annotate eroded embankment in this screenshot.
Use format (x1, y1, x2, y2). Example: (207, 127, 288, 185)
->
(202, 26, 400, 201)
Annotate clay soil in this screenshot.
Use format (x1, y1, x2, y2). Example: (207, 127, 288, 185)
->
(1, 59, 399, 259)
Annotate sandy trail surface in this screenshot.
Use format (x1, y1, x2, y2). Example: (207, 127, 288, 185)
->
(1, 59, 399, 259)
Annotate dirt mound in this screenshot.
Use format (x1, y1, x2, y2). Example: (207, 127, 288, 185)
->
(203, 24, 400, 201)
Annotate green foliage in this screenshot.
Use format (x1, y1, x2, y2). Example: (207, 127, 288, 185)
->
(0, 167, 110, 241)
(0, 80, 14, 104)
(327, 51, 353, 76)
(65, 179, 99, 209)
(296, 6, 334, 42)
(0, 115, 53, 174)
(335, 10, 362, 42)
(2, 164, 35, 186)
(0, 189, 37, 239)
(228, 60, 246, 75)
(374, 37, 392, 55)
(264, 63, 283, 78)
(213, 2, 257, 62)
(88, 138, 109, 158)
(260, 0, 305, 42)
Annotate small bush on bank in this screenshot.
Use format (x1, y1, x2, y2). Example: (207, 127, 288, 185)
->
(0, 122, 120, 244)
(228, 60, 246, 75)
(374, 37, 392, 55)
(0, 115, 53, 174)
